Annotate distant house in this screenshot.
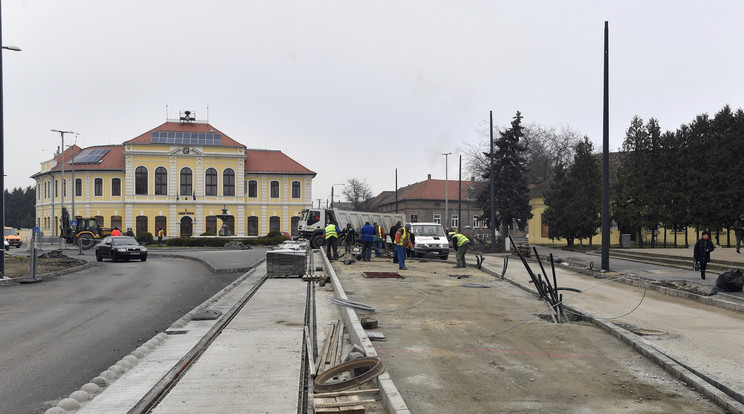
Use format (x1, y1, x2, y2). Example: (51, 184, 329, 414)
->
(370, 174, 487, 237)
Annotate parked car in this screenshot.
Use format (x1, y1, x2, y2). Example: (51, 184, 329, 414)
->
(4, 226, 22, 248)
(95, 236, 148, 262)
(410, 222, 450, 260)
(4, 239, 9, 251)
(281, 231, 292, 240)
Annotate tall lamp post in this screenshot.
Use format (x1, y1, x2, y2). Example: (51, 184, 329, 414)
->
(0, 36, 22, 276)
(51, 130, 75, 239)
(442, 152, 452, 229)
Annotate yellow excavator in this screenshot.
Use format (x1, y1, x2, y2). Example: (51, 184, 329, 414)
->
(60, 208, 112, 249)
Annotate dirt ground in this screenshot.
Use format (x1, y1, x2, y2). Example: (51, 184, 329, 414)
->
(2, 251, 86, 278)
(332, 257, 724, 413)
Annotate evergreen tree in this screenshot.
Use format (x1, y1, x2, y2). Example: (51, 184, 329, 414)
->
(477, 111, 533, 240)
(4, 185, 36, 228)
(543, 137, 601, 247)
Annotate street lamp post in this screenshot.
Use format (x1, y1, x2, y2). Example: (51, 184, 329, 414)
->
(51, 130, 75, 240)
(0, 28, 23, 275)
(442, 152, 452, 229)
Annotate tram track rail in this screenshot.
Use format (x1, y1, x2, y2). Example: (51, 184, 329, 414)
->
(127, 271, 270, 414)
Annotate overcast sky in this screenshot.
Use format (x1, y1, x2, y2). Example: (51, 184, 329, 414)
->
(3, 1, 743, 205)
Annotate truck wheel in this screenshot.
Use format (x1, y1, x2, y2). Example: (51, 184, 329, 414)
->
(311, 234, 324, 249)
(439, 254, 449, 260)
(77, 233, 95, 249)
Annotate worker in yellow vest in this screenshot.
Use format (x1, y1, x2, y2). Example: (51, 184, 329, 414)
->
(451, 232, 471, 268)
(323, 221, 341, 261)
(394, 223, 414, 270)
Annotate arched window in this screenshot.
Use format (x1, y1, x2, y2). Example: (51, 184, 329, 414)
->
(155, 167, 168, 195)
(248, 180, 258, 198)
(291, 181, 301, 199)
(270, 181, 279, 198)
(135, 166, 148, 195)
(223, 169, 235, 196)
(269, 216, 280, 232)
(180, 167, 192, 196)
(136, 216, 148, 234)
(206, 216, 217, 235)
(247, 216, 259, 236)
(205, 168, 218, 196)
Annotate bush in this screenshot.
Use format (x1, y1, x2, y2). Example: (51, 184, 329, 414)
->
(163, 235, 287, 247)
(137, 232, 154, 245)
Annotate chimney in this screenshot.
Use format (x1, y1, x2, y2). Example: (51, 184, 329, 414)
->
(427, 174, 431, 180)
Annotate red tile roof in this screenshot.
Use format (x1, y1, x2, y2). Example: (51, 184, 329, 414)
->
(398, 178, 479, 200)
(32, 145, 125, 177)
(124, 122, 244, 147)
(245, 149, 315, 175)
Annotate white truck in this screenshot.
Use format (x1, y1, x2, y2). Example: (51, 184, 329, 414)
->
(297, 208, 405, 249)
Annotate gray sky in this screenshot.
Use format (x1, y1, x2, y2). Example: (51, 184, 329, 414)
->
(3, 1, 743, 204)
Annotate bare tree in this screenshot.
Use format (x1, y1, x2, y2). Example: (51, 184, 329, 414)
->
(342, 178, 373, 211)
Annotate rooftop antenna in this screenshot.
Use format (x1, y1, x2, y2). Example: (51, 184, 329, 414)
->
(166, 104, 168, 120)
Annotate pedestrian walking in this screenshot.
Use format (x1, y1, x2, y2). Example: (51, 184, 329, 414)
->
(360, 222, 375, 261)
(693, 230, 715, 280)
(451, 232, 471, 268)
(324, 221, 341, 261)
(389, 221, 402, 263)
(394, 223, 414, 270)
(734, 214, 744, 253)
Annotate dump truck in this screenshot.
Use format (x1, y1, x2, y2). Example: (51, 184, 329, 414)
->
(60, 208, 112, 249)
(297, 208, 405, 249)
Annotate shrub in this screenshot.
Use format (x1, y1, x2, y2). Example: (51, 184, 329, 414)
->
(137, 232, 154, 245)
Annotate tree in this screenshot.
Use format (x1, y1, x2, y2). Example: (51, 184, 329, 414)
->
(4, 185, 36, 228)
(342, 178, 373, 211)
(476, 111, 533, 241)
(543, 137, 601, 247)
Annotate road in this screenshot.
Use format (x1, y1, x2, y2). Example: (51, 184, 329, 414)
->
(0, 252, 261, 414)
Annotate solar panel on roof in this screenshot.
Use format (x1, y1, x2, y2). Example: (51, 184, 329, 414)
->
(72, 148, 110, 164)
(150, 131, 221, 145)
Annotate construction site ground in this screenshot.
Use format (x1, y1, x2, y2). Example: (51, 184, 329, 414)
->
(331, 249, 742, 413)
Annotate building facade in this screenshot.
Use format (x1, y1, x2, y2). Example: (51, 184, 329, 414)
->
(33, 117, 316, 238)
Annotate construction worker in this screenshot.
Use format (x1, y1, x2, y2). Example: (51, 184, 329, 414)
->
(389, 221, 402, 264)
(394, 223, 413, 270)
(360, 222, 375, 261)
(111, 227, 122, 236)
(451, 232, 471, 268)
(323, 221, 341, 261)
(373, 222, 385, 257)
(157, 227, 164, 245)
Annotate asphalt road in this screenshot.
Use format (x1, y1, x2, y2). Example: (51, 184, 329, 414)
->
(0, 252, 260, 414)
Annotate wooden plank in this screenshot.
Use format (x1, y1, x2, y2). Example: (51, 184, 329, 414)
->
(305, 326, 316, 377)
(313, 388, 379, 398)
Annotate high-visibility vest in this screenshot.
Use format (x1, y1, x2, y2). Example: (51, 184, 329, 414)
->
(453, 233, 470, 247)
(396, 229, 409, 246)
(375, 226, 384, 240)
(324, 224, 338, 239)
(158, 229, 164, 237)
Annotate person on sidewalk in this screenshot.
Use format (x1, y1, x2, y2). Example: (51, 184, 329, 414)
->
(360, 222, 375, 261)
(394, 223, 414, 270)
(693, 230, 715, 280)
(389, 221, 402, 264)
(451, 232, 471, 268)
(734, 214, 744, 253)
(323, 221, 341, 261)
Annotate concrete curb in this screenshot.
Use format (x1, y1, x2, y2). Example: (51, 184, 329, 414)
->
(480, 258, 744, 414)
(1, 261, 94, 286)
(324, 252, 411, 414)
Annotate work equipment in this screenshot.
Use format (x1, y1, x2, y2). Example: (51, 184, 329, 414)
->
(60, 208, 112, 249)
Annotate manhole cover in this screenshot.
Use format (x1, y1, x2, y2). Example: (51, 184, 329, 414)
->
(364, 272, 403, 279)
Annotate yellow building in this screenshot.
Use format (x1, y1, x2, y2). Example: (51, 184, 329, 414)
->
(33, 117, 316, 238)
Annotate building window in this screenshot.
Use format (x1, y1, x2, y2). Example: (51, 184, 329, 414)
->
(136, 216, 148, 235)
(451, 215, 459, 229)
(63, 179, 67, 197)
(291, 181, 301, 198)
(270, 216, 280, 232)
(433, 214, 441, 224)
(291, 216, 300, 236)
(94, 178, 103, 196)
(55, 180, 58, 197)
(247, 216, 259, 236)
(110, 215, 122, 230)
(270, 181, 279, 198)
(205, 168, 218, 196)
(112, 178, 121, 196)
(155, 167, 167, 195)
(94, 216, 104, 227)
(223, 169, 235, 196)
(248, 180, 258, 198)
(75, 178, 82, 197)
(180, 168, 192, 196)
(541, 214, 549, 238)
(135, 166, 148, 195)
(205, 216, 217, 235)
(473, 216, 480, 228)
(155, 216, 167, 237)
(410, 214, 418, 223)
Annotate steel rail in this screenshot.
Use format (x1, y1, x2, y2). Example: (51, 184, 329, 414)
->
(128, 271, 269, 414)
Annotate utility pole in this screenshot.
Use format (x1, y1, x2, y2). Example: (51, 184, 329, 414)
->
(601, 21, 610, 271)
(489, 111, 497, 252)
(443, 152, 452, 229)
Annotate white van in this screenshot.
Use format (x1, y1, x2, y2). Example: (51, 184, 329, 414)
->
(409, 222, 450, 260)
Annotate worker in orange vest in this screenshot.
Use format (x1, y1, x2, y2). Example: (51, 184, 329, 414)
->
(111, 227, 122, 236)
